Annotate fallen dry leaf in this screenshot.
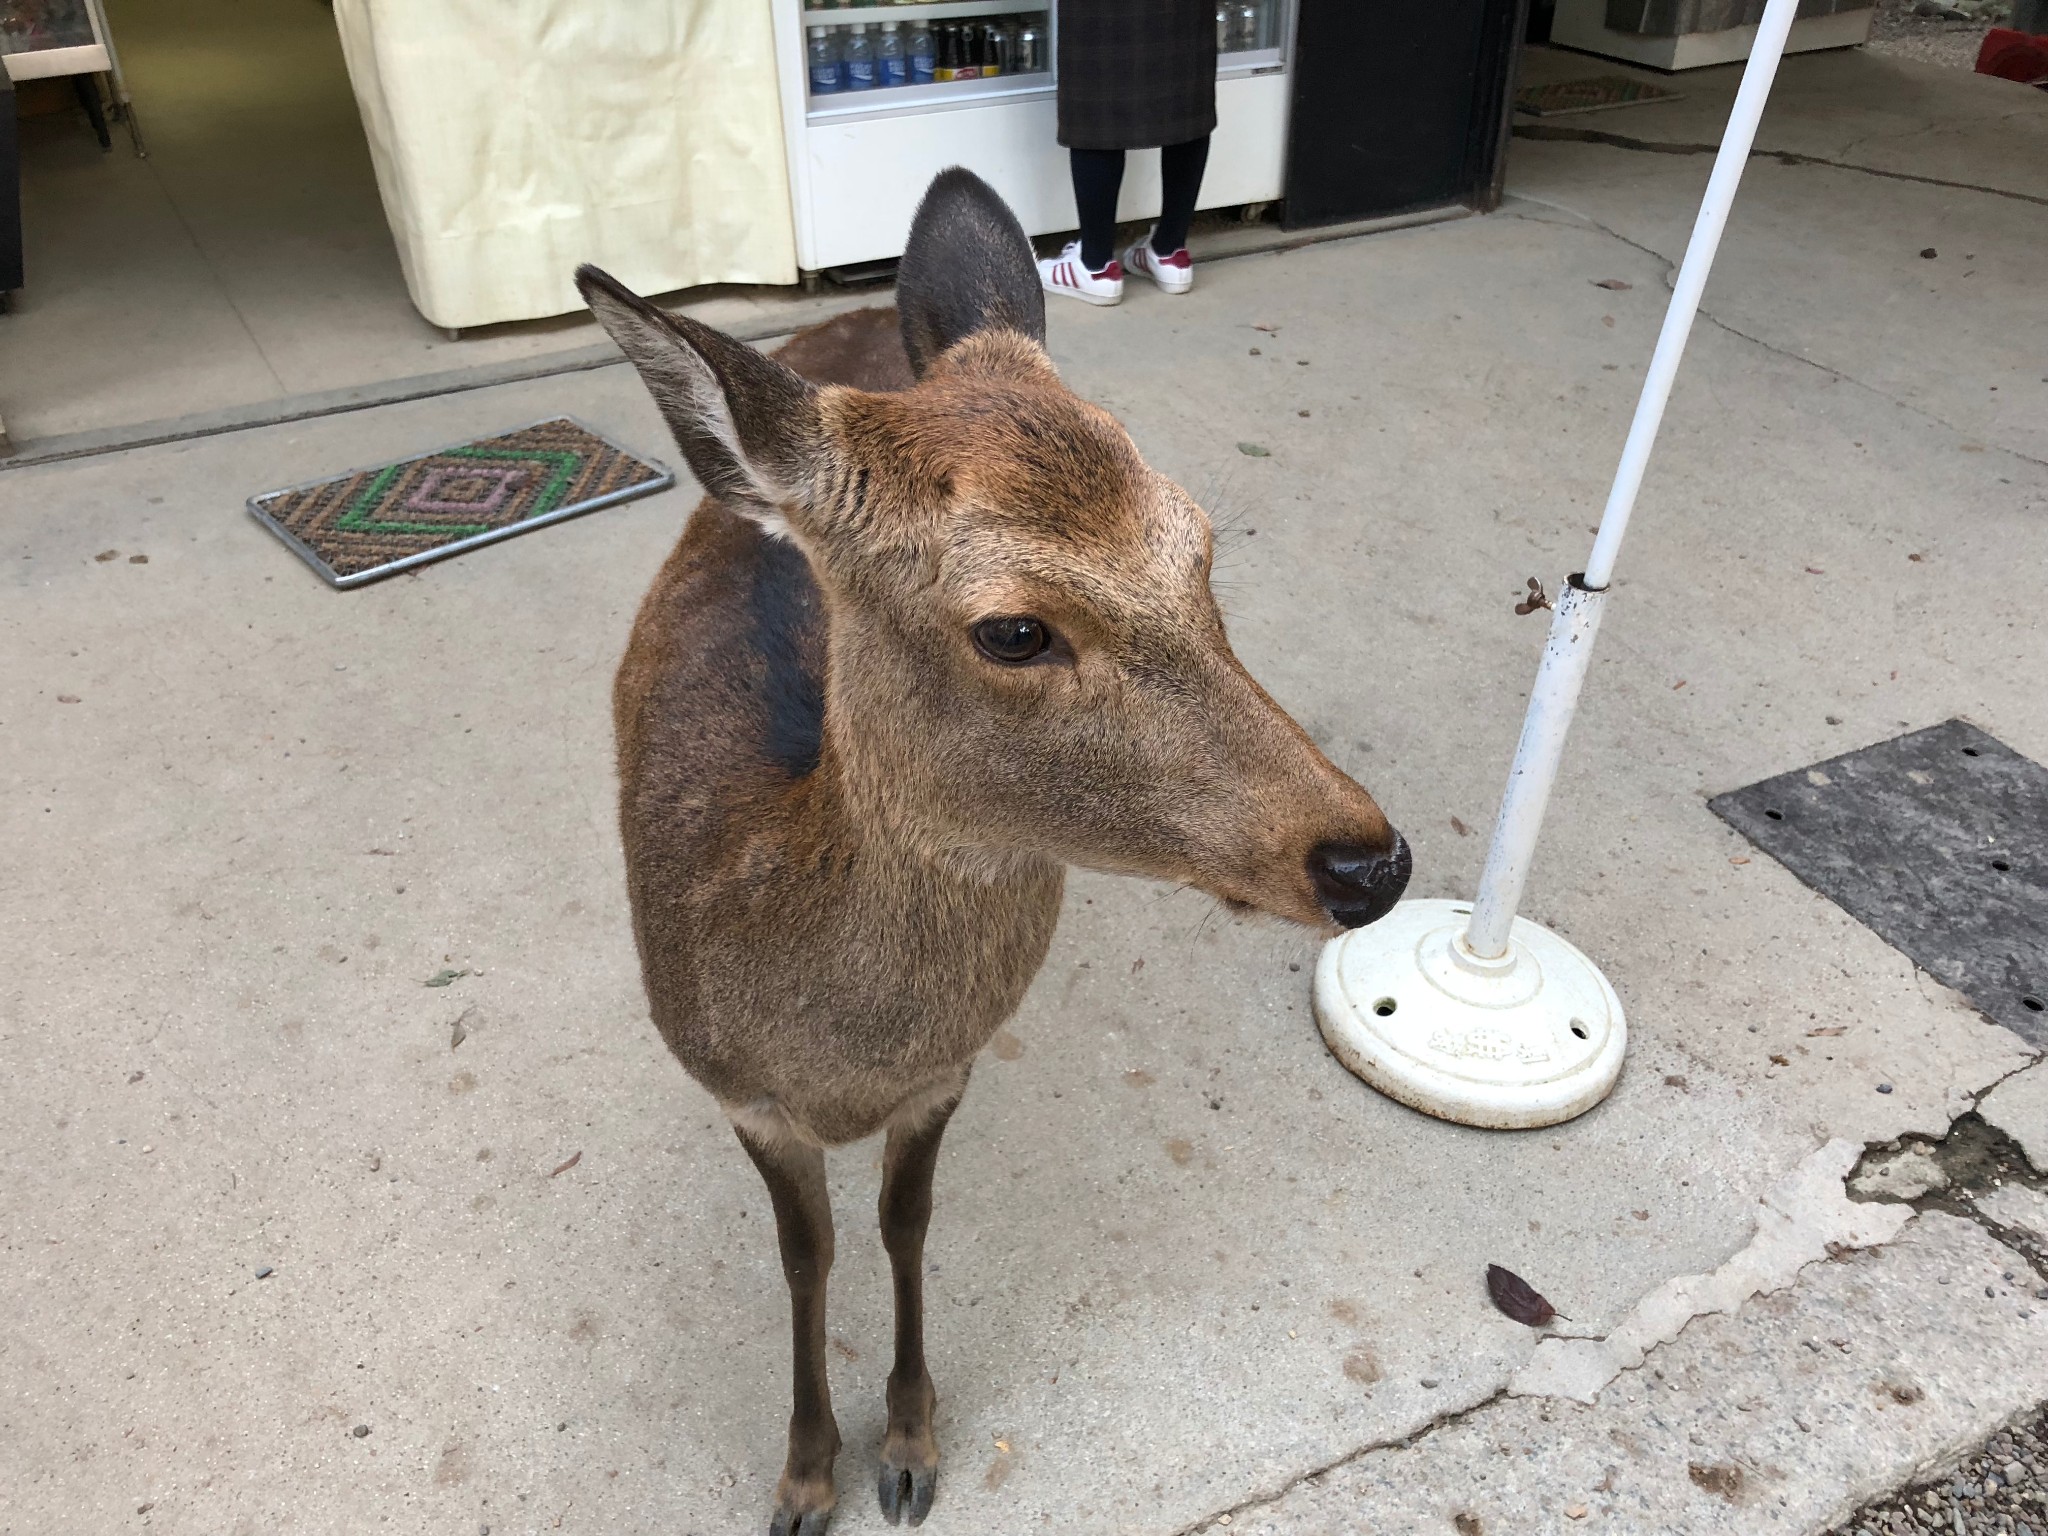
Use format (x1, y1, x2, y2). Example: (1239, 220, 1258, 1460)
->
(1566, 1505, 1589, 1520)
(1485, 1264, 1558, 1327)
(549, 1150, 582, 1178)
(1592, 278, 1632, 290)
(1729, 856, 1751, 865)
(1450, 815, 1471, 837)
(1805, 566, 1825, 575)
(1808, 1025, 1847, 1037)
(57, 694, 81, 704)
(94, 549, 119, 562)
(1600, 315, 1616, 328)
(1769, 1053, 1790, 1066)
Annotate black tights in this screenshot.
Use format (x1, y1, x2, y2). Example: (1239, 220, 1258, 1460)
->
(1070, 136, 1211, 272)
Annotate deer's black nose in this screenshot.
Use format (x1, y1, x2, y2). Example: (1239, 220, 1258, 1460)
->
(1307, 835, 1411, 929)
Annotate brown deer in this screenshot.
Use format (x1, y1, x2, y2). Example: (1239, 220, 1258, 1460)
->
(577, 169, 1409, 1536)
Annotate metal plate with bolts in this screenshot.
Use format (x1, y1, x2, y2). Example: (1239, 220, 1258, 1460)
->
(1710, 719, 2048, 1048)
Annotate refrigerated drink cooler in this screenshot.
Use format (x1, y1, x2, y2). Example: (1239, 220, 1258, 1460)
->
(771, 0, 1295, 273)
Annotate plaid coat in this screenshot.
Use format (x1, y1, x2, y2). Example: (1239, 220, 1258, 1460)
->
(1056, 0, 1218, 151)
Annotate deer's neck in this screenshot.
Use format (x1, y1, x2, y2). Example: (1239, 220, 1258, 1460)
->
(805, 721, 1042, 892)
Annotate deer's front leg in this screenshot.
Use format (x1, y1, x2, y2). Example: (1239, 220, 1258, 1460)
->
(736, 1126, 840, 1536)
(875, 1090, 961, 1526)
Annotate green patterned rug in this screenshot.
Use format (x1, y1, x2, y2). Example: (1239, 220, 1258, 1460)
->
(1516, 75, 1685, 117)
(248, 417, 673, 588)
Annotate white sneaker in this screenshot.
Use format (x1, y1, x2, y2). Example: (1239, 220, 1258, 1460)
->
(1037, 240, 1124, 306)
(1123, 230, 1194, 295)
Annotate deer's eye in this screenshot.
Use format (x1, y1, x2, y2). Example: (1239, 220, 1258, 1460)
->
(972, 616, 1051, 665)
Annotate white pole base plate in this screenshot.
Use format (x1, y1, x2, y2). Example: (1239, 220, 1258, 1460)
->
(1313, 898, 1626, 1130)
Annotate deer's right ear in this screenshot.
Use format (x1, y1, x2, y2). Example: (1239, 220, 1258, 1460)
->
(577, 265, 822, 537)
(895, 168, 1047, 378)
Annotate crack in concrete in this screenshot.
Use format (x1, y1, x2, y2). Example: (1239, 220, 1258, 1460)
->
(1498, 204, 2048, 475)
(1851, 1112, 2048, 1288)
(1511, 123, 2048, 209)
(1167, 1387, 1514, 1536)
(1509, 1139, 1915, 1402)
(1179, 1105, 2048, 1532)
(1966, 1053, 2048, 1112)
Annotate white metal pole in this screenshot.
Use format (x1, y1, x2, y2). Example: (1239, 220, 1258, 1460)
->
(1462, 0, 1801, 960)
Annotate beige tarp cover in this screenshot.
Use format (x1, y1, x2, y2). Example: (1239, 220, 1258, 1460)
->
(334, 0, 798, 329)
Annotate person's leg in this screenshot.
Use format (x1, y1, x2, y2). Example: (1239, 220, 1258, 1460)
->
(1153, 135, 1212, 254)
(1069, 147, 1126, 271)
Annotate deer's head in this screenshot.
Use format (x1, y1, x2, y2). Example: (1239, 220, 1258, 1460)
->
(580, 170, 1407, 929)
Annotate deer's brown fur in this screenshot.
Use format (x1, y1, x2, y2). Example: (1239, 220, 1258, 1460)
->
(581, 170, 1408, 1535)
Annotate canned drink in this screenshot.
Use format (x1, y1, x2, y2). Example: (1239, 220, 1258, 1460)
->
(1015, 17, 1044, 73)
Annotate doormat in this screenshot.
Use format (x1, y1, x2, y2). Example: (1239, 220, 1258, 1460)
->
(248, 417, 673, 588)
(1710, 719, 2048, 1048)
(1515, 75, 1685, 116)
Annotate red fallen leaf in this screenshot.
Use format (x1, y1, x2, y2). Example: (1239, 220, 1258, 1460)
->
(1486, 1264, 1558, 1327)
(549, 1150, 582, 1178)
(1805, 566, 1825, 575)
(1593, 278, 1632, 290)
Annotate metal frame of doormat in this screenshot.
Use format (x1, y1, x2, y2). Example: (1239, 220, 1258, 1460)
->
(246, 415, 674, 589)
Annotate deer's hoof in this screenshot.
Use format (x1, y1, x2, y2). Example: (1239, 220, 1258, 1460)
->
(769, 1483, 835, 1536)
(878, 1460, 938, 1526)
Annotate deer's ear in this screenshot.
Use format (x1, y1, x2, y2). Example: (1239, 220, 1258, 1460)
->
(895, 168, 1046, 378)
(577, 265, 822, 535)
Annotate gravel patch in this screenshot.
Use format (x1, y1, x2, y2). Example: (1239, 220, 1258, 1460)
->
(1826, 1401, 2048, 1536)
(1862, 0, 2000, 72)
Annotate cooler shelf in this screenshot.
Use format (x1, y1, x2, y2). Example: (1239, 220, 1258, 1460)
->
(806, 72, 1052, 121)
(802, 2, 1041, 23)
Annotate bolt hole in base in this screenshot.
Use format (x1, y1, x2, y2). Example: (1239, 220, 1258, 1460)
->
(1570, 1019, 1589, 1039)
(1991, 859, 2012, 872)
(1963, 746, 1981, 757)
(1373, 997, 1398, 1018)
(2024, 995, 2046, 1014)
(1764, 808, 1785, 821)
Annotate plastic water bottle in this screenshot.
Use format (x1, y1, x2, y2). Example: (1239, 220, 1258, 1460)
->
(807, 26, 842, 94)
(843, 24, 877, 90)
(876, 21, 909, 87)
(909, 22, 936, 83)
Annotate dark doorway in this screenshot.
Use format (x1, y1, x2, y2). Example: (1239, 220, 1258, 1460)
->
(1283, 0, 1529, 228)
